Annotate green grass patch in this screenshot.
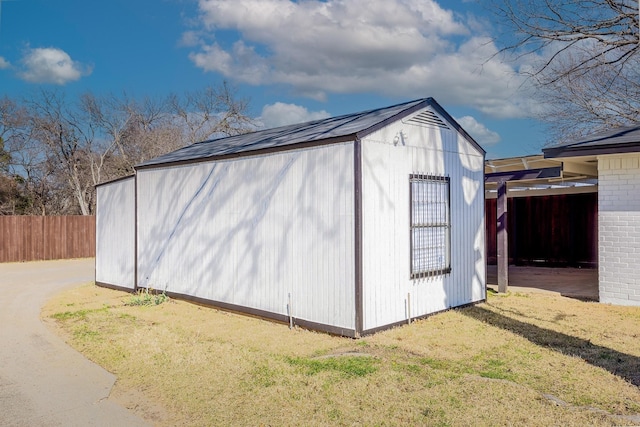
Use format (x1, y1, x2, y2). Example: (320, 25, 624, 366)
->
(73, 324, 101, 341)
(249, 364, 278, 387)
(286, 355, 378, 377)
(420, 357, 454, 371)
(477, 358, 515, 380)
(51, 306, 109, 321)
(392, 361, 422, 374)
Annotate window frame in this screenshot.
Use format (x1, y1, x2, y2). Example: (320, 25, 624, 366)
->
(409, 173, 451, 279)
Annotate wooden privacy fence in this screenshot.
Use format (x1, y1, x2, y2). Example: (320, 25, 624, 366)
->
(0, 216, 95, 263)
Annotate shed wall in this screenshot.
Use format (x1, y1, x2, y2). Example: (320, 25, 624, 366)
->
(361, 114, 485, 331)
(95, 176, 136, 289)
(598, 155, 640, 306)
(136, 143, 356, 329)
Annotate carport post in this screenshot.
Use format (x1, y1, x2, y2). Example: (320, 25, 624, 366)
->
(497, 179, 509, 293)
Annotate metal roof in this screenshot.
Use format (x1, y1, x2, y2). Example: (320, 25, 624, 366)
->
(136, 97, 483, 169)
(544, 125, 640, 158)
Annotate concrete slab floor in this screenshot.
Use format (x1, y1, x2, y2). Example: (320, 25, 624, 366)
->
(486, 265, 599, 301)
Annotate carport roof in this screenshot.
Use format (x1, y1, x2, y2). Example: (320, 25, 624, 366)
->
(544, 125, 640, 158)
(136, 97, 483, 169)
(485, 154, 597, 198)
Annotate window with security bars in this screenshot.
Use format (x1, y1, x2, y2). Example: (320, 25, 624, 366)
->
(410, 174, 451, 278)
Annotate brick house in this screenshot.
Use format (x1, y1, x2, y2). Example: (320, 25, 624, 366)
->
(543, 125, 640, 306)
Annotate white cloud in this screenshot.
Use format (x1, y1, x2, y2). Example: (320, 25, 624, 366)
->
(186, 0, 541, 118)
(0, 57, 9, 69)
(456, 115, 501, 146)
(19, 47, 92, 85)
(259, 102, 331, 128)
(179, 31, 202, 47)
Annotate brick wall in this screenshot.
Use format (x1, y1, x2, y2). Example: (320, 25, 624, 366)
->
(598, 155, 640, 305)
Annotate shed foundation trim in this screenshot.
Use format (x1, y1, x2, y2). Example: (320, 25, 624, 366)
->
(160, 290, 359, 338)
(95, 281, 136, 293)
(360, 300, 485, 336)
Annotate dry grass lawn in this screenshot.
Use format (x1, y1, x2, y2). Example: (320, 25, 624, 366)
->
(42, 285, 640, 426)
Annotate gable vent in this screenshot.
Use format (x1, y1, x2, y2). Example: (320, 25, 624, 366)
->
(404, 110, 450, 130)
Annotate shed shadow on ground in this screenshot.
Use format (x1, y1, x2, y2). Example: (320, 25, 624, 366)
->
(460, 304, 640, 387)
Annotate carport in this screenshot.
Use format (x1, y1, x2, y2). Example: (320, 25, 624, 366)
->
(485, 155, 599, 297)
(486, 265, 598, 300)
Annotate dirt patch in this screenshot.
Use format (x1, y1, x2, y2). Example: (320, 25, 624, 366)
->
(110, 386, 170, 424)
(43, 283, 640, 426)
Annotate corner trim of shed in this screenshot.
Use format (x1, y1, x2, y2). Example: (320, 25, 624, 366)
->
(354, 137, 364, 337)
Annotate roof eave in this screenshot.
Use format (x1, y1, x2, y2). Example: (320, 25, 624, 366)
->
(544, 142, 640, 159)
(135, 134, 358, 171)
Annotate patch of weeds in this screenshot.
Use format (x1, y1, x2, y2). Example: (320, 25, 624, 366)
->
(152, 352, 171, 368)
(73, 324, 100, 341)
(125, 288, 170, 306)
(52, 310, 86, 321)
(477, 359, 515, 381)
(287, 355, 378, 378)
(421, 407, 449, 425)
(515, 347, 542, 361)
(420, 357, 452, 371)
(487, 290, 511, 298)
(327, 408, 342, 421)
(512, 292, 531, 298)
(51, 306, 108, 321)
(118, 313, 137, 321)
(392, 361, 422, 374)
(446, 395, 463, 409)
(251, 365, 278, 387)
(624, 399, 640, 413)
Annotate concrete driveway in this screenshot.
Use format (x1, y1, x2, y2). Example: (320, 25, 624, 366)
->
(0, 259, 150, 427)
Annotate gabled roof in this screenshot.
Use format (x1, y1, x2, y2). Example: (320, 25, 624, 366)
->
(136, 97, 483, 169)
(544, 125, 640, 158)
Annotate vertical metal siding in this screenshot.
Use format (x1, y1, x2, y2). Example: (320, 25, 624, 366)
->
(361, 112, 485, 331)
(136, 143, 356, 329)
(95, 177, 136, 289)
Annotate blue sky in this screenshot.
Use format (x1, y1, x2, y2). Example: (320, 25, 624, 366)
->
(0, 0, 551, 159)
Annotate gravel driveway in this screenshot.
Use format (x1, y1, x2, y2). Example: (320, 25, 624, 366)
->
(0, 259, 150, 427)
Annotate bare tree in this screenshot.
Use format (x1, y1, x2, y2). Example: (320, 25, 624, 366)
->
(493, 0, 640, 141)
(168, 82, 253, 145)
(0, 97, 38, 214)
(26, 90, 99, 215)
(0, 82, 253, 215)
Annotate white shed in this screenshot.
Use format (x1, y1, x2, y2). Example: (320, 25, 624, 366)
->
(96, 98, 486, 337)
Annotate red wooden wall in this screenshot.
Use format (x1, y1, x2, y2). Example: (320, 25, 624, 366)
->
(485, 192, 597, 267)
